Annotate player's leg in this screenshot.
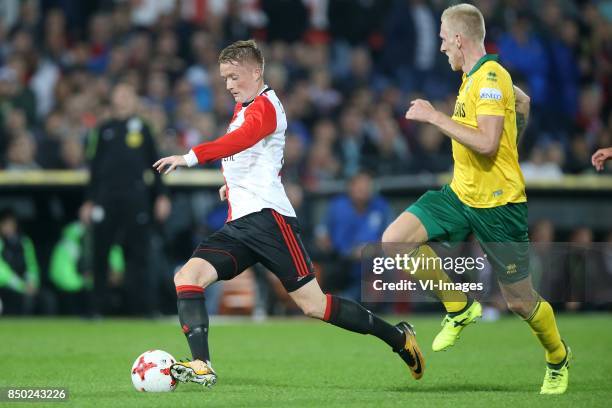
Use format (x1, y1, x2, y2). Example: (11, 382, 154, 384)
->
(384, 187, 480, 351)
(289, 278, 401, 348)
(472, 203, 570, 394)
(384, 188, 475, 311)
(244, 209, 424, 380)
(174, 257, 218, 365)
(288, 278, 425, 379)
(499, 277, 565, 360)
(499, 277, 570, 394)
(171, 257, 219, 387)
(172, 228, 257, 388)
(382, 210, 428, 244)
(383, 212, 469, 312)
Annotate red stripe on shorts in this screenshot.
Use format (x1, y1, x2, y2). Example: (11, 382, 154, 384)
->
(271, 211, 308, 277)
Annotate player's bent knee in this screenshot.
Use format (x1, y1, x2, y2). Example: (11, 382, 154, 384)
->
(173, 258, 218, 289)
(506, 300, 532, 318)
(173, 268, 199, 287)
(288, 280, 327, 320)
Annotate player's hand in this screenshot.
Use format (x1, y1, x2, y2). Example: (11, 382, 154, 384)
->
(219, 185, 227, 201)
(405, 99, 437, 123)
(591, 147, 612, 171)
(153, 155, 187, 174)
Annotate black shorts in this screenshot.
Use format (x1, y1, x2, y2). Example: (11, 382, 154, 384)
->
(191, 208, 315, 292)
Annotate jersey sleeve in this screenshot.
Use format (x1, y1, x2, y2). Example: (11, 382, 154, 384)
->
(191, 95, 278, 164)
(475, 65, 508, 117)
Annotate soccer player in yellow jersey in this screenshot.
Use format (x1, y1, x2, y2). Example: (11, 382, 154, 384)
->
(382, 3, 570, 394)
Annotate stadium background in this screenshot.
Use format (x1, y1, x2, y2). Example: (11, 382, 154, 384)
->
(0, 0, 611, 318)
(0, 1, 611, 406)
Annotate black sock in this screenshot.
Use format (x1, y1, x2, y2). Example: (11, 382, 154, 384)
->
(323, 294, 405, 350)
(176, 285, 210, 362)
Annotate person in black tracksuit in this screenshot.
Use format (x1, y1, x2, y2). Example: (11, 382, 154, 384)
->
(80, 83, 171, 316)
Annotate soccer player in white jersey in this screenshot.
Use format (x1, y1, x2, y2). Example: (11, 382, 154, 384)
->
(153, 40, 424, 388)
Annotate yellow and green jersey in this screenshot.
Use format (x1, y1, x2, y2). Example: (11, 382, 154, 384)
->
(449, 54, 526, 208)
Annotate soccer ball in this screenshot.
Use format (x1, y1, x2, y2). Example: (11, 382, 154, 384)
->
(131, 350, 177, 392)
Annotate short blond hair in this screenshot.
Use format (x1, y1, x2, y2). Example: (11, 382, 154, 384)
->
(218, 39, 264, 70)
(441, 3, 486, 43)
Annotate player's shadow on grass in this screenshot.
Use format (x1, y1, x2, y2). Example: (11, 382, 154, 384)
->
(177, 374, 540, 394)
(223, 377, 314, 388)
(386, 383, 533, 393)
(219, 376, 378, 391)
(221, 377, 533, 393)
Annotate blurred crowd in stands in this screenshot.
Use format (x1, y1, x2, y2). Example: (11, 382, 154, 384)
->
(0, 0, 611, 316)
(0, 0, 611, 181)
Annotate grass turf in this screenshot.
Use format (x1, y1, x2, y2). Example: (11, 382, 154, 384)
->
(0, 314, 610, 407)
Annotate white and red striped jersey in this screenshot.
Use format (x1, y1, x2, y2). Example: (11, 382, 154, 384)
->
(183, 86, 296, 222)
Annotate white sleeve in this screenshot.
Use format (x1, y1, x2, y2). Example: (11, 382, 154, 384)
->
(183, 150, 199, 167)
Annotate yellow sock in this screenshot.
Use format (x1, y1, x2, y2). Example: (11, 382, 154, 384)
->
(525, 300, 566, 364)
(406, 245, 467, 313)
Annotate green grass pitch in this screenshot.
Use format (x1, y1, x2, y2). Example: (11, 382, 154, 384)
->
(1, 314, 611, 407)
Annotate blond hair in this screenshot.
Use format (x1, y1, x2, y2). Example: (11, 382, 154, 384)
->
(441, 4, 486, 43)
(218, 39, 264, 70)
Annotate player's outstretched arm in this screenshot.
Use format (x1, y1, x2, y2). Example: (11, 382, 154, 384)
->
(153, 97, 276, 174)
(513, 85, 530, 143)
(189, 97, 276, 165)
(153, 155, 188, 174)
(406, 99, 503, 157)
(592, 147, 612, 171)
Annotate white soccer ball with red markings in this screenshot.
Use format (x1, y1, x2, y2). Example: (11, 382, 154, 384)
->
(131, 350, 177, 392)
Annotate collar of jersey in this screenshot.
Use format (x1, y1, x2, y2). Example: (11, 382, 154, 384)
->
(241, 85, 272, 108)
(466, 54, 499, 77)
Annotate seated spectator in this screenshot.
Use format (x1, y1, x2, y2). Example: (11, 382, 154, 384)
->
(333, 47, 380, 96)
(564, 135, 594, 174)
(1, 55, 37, 127)
(520, 143, 564, 181)
(315, 171, 393, 300)
(36, 110, 67, 169)
(5, 131, 40, 170)
(335, 106, 379, 177)
(409, 125, 453, 174)
(61, 137, 86, 169)
(369, 116, 410, 175)
(303, 141, 340, 189)
(282, 133, 306, 184)
(0, 208, 51, 315)
(50, 221, 124, 315)
(575, 84, 604, 147)
(308, 68, 342, 115)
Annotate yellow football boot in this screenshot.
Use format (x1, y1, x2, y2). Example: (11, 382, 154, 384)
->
(432, 300, 482, 352)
